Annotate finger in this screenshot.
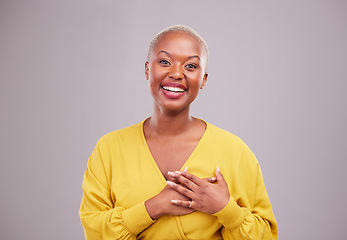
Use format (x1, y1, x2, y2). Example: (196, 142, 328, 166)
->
(203, 177, 217, 183)
(167, 171, 179, 183)
(166, 172, 177, 182)
(170, 173, 198, 191)
(171, 199, 194, 209)
(168, 171, 191, 185)
(215, 166, 226, 183)
(175, 170, 204, 186)
(166, 180, 194, 199)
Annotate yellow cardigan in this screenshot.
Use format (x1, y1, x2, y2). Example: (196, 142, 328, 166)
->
(79, 120, 278, 239)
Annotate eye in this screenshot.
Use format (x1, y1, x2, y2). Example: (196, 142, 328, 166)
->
(159, 59, 170, 66)
(185, 63, 197, 69)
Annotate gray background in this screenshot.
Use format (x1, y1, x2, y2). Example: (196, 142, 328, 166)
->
(1, 0, 346, 239)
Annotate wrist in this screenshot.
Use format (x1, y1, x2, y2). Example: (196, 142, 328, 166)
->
(145, 195, 164, 220)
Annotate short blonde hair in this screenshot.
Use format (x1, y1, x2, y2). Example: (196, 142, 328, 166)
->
(147, 25, 209, 69)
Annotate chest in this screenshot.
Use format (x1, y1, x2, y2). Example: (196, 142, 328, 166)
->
(146, 138, 198, 180)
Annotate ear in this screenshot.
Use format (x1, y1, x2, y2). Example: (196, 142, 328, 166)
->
(200, 72, 208, 89)
(145, 61, 149, 80)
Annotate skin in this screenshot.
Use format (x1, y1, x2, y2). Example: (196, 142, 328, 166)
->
(143, 31, 230, 219)
(168, 167, 230, 214)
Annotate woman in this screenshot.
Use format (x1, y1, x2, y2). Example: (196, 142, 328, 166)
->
(79, 25, 278, 239)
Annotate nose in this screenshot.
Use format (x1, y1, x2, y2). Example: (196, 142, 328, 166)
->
(168, 64, 184, 80)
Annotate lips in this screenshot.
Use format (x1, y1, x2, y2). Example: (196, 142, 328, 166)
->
(160, 82, 187, 99)
(162, 86, 185, 93)
(161, 82, 187, 92)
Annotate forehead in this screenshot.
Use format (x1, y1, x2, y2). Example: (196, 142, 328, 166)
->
(154, 32, 204, 57)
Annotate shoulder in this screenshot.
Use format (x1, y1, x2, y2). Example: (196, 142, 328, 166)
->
(88, 121, 144, 167)
(205, 122, 257, 162)
(203, 122, 260, 177)
(97, 121, 143, 148)
(206, 123, 248, 149)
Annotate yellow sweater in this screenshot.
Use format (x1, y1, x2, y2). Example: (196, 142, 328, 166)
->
(79, 120, 278, 239)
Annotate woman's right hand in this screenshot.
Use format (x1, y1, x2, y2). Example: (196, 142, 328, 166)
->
(145, 184, 194, 220)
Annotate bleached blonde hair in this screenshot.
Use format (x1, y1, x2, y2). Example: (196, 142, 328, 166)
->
(147, 25, 209, 69)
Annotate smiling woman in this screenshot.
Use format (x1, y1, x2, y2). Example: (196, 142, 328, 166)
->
(79, 25, 278, 240)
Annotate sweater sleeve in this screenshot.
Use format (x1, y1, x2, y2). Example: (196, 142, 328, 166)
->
(79, 139, 155, 240)
(213, 164, 278, 240)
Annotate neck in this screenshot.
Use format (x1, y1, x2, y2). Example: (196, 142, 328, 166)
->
(146, 105, 194, 136)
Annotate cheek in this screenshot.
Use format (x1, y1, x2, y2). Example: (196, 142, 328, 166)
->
(187, 72, 204, 86)
(149, 67, 166, 85)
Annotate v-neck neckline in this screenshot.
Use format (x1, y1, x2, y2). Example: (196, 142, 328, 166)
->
(139, 118, 209, 184)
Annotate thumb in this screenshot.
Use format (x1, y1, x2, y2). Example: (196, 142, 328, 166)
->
(215, 166, 226, 183)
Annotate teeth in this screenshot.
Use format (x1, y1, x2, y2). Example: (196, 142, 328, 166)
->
(162, 86, 185, 93)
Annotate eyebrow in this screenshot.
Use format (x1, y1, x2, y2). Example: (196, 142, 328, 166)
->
(188, 55, 200, 60)
(158, 50, 170, 56)
(157, 50, 200, 61)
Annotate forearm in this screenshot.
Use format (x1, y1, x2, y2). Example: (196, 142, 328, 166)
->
(214, 199, 277, 240)
(80, 200, 155, 239)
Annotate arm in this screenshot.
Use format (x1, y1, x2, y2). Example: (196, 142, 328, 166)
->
(79, 140, 155, 240)
(213, 164, 278, 240)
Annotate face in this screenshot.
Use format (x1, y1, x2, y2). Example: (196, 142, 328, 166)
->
(145, 32, 208, 114)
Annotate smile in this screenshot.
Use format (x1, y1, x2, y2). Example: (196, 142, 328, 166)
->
(161, 86, 185, 93)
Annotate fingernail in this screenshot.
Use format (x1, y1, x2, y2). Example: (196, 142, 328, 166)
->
(168, 171, 175, 177)
(217, 165, 221, 172)
(166, 180, 174, 187)
(171, 200, 178, 204)
(175, 171, 182, 175)
(211, 177, 216, 181)
(184, 166, 188, 171)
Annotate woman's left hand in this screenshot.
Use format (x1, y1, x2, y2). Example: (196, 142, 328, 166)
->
(167, 166, 230, 214)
